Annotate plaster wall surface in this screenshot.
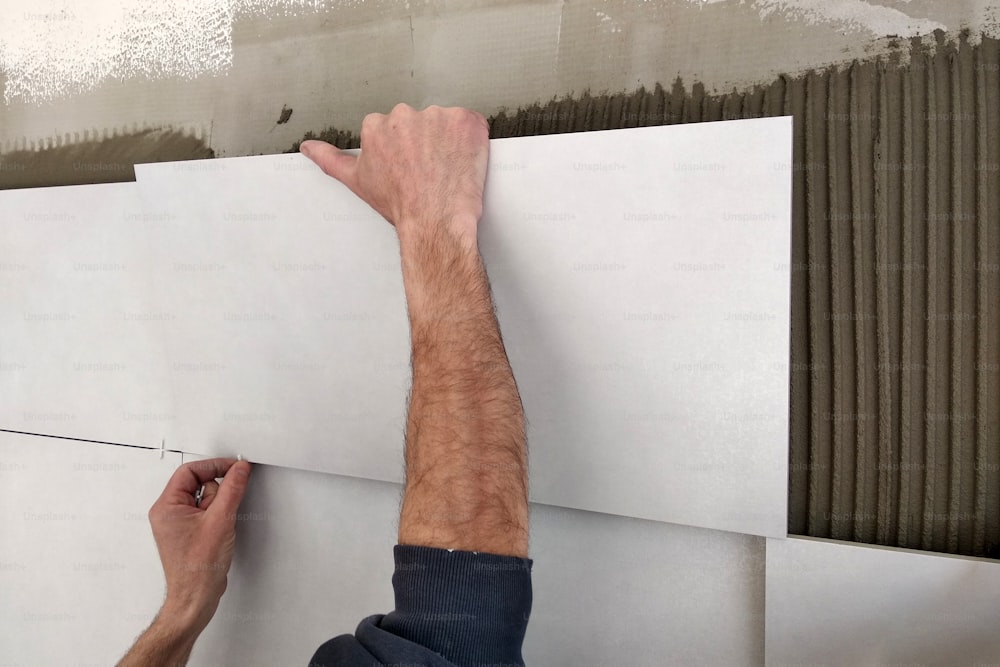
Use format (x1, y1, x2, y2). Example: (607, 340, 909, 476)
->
(1, 0, 996, 158)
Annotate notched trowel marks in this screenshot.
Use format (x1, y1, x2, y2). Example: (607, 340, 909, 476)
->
(0, 127, 214, 190)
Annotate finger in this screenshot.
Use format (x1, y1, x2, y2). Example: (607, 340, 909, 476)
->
(159, 458, 238, 505)
(206, 460, 252, 524)
(197, 480, 221, 510)
(300, 140, 359, 194)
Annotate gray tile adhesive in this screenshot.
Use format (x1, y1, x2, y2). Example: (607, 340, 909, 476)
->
(2, 29, 997, 559)
(0, 128, 213, 188)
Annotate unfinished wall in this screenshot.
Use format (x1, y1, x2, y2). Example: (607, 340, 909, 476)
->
(2, 1, 999, 558)
(2, 0, 992, 160)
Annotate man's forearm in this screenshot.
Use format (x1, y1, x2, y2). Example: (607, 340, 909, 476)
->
(396, 225, 529, 558)
(117, 605, 199, 667)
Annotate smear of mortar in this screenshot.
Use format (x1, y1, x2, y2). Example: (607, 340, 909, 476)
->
(0, 0, 360, 104)
(753, 0, 946, 36)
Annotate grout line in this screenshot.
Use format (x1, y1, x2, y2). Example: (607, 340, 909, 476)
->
(0, 429, 185, 455)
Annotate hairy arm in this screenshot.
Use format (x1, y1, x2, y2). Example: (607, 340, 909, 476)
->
(396, 224, 529, 558)
(116, 603, 199, 667)
(301, 103, 530, 559)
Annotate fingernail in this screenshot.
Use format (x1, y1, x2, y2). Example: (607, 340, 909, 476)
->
(236, 453, 245, 461)
(234, 461, 250, 477)
(299, 142, 312, 157)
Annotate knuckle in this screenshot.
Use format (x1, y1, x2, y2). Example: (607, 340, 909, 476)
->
(360, 116, 373, 138)
(458, 108, 488, 132)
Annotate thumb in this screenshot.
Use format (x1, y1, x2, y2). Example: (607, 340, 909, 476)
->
(300, 140, 359, 194)
(208, 460, 252, 523)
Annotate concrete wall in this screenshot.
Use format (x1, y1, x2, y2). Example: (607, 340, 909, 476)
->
(1, 0, 996, 159)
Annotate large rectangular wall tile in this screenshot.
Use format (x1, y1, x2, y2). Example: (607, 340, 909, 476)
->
(765, 536, 1000, 665)
(0, 119, 791, 537)
(0, 432, 181, 665)
(134, 118, 792, 537)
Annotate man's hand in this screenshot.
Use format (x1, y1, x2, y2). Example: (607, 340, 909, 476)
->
(151, 457, 252, 632)
(299, 103, 490, 244)
(117, 458, 252, 667)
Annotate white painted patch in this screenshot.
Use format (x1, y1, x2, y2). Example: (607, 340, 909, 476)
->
(0, 0, 331, 104)
(751, 0, 946, 37)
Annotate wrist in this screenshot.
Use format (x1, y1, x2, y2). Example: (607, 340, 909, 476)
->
(397, 213, 479, 249)
(157, 597, 209, 642)
(116, 602, 202, 667)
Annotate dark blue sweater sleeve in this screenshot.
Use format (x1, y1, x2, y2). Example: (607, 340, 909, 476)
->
(309, 544, 534, 667)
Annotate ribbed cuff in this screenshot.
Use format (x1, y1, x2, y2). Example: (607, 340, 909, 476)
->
(378, 544, 534, 667)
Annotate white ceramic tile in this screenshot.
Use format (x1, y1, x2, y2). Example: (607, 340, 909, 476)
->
(0, 431, 182, 665)
(0, 182, 173, 448)
(133, 118, 792, 537)
(183, 456, 764, 667)
(0, 120, 791, 537)
(524, 506, 765, 666)
(765, 536, 1000, 666)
